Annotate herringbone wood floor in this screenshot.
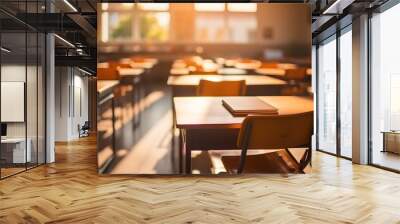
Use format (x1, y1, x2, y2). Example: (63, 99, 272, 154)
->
(1, 135, 400, 223)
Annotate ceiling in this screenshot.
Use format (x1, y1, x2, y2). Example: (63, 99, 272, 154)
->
(0, 0, 97, 73)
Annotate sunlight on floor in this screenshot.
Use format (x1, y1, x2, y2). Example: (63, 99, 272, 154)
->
(111, 110, 173, 174)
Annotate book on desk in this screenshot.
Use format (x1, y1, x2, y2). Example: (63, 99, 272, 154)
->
(222, 97, 278, 117)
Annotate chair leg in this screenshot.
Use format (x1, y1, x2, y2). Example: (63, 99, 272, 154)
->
(284, 148, 303, 174)
(237, 147, 247, 174)
(298, 148, 312, 171)
(237, 123, 252, 174)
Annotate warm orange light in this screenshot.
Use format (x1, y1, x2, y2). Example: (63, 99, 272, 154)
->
(195, 3, 225, 12)
(227, 3, 257, 12)
(138, 3, 169, 11)
(101, 3, 134, 11)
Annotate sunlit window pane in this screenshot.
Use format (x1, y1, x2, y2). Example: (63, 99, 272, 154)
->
(138, 3, 169, 11)
(195, 3, 225, 12)
(108, 13, 133, 41)
(101, 3, 134, 11)
(227, 3, 257, 12)
(139, 12, 169, 42)
(227, 15, 257, 43)
(370, 2, 400, 170)
(195, 14, 226, 42)
(101, 3, 108, 10)
(339, 29, 352, 158)
(317, 37, 337, 155)
(101, 12, 109, 42)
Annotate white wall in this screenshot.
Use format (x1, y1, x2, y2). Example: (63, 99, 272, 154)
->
(55, 66, 69, 141)
(1, 63, 46, 164)
(55, 67, 89, 141)
(1, 65, 31, 138)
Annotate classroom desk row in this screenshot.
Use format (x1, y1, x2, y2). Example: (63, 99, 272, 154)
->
(170, 58, 312, 85)
(97, 58, 157, 172)
(98, 58, 157, 128)
(167, 75, 288, 96)
(97, 80, 119, 172)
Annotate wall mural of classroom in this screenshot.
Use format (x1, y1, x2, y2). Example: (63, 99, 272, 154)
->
(97, 3, 312, 175)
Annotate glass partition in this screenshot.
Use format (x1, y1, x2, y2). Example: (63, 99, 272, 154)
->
(317, 35, 337, 154)
(370, 3, 400, 171)
(27, 30, 38, 169)
(37, 32, 46, 165)
(339, 28, 352, 158)
(1, 30, 28, 177)
(0, 1, 46, 179)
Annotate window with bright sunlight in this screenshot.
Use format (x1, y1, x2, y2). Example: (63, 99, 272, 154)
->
(194, 3, 225, 12)
(107, 13, 133, 41)
(139, 12, 170, 42)
(227, 3, 257, 12)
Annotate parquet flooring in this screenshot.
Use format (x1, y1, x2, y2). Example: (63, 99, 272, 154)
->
(1, 135, 400, 223)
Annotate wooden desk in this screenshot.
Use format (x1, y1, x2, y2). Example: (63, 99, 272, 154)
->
(118, 68, 144, 85)
(234, 60, 261, 70)
(97, 80, 119, 100)
(170, 68, 247, 76)
(131, 61, 155, 69)
(217, 68, 247, 75)
(170, 68, 190, 75)
(118, 68, 145, 127)
(173, 96, 313, 173)
(167, 75, 288, 96)
(255, 68, 285, 77)
(97, 81, 118, 172)
(120, 59, 156, 70)
(1, 138, 32, 164)
(118, 68, 144, 77)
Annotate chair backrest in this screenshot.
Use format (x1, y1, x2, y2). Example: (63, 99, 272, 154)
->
(260, 62, 279, 69)
(108, 61, 131, 69)
(197, 79, 246, 96)
(82, 121, 90, 129)
(97, 66, 119, 80)
(284, 68, 307, 81)
(237, 111, 313, 149)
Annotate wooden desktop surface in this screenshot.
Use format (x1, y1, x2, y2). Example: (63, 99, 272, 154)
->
(118, 68, 145, 77)
(170, 68, 247, 76)
(170, 68, 190, 75)
(120, 59, 156, 69)
(255, 68, 285, 77)
(131, 61, 155, 69)
(255, 68, 313, 77)
(167, 75, 287, 86)
(97, 80, 119, 94)
(174, 96, 313, 129)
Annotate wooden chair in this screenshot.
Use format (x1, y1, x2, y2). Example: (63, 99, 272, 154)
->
(197, 79, 246, 96)
(221, 111, 313, 174)
(284, 68, 307, 81)
(97, 66, 119, 80)
(260, 62, 279, 69)
(281, 68, 308, 95)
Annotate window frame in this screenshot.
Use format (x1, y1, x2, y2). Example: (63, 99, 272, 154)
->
(315, 24, 353, 160)
(367, 0, 400, 173)
(193, 4, 258, 44)
(100, 3, 258, 44)
(100, 3, 171, 43)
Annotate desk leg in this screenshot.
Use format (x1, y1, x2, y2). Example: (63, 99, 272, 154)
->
(111, 97, 116, 155)
(171, 88, 178, 173)
(131, 80, 136, 130)
(185, 134, 191, 174)
(133, 79, 141, 129)
(137, 78, 142, 126)
(179, 129, 183, 174)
